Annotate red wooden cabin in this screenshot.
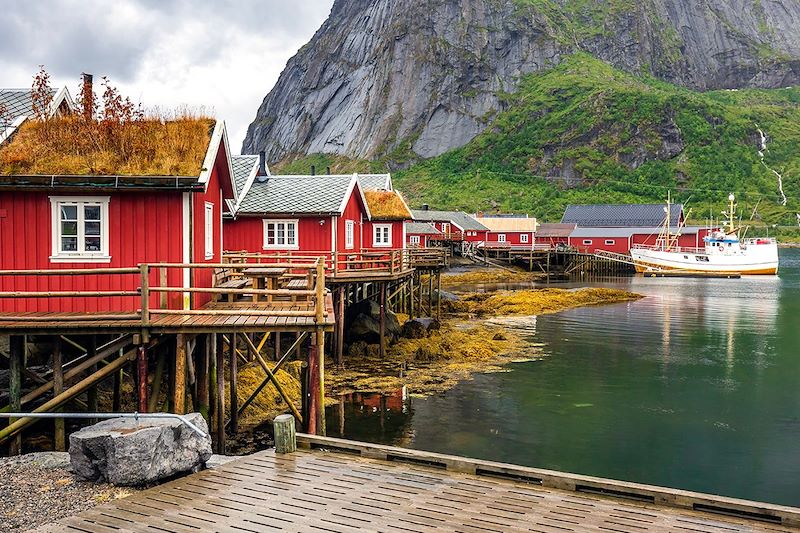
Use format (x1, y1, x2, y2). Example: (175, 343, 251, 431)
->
(405, 222, 442, 248)
(410, 208, 488, 243)
(535, 223, 576, 249)
(224, 159, 373, 259)
(474, 216, 538, 249)
(362, 189, 411, 251)
(0, 119, 238, 313)
(568, 226, 713, 254)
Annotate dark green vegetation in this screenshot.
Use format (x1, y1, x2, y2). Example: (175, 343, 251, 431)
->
(279, 55, 800, 225)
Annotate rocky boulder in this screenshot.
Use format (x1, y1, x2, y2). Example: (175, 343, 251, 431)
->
(69, 413, 212, 486)
(401, 318, 441, 339)
(346, 299, 401, 344)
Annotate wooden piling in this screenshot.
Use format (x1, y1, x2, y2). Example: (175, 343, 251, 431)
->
(379, 283, 386, 358)
(8, 336, 23, 455)
(86, 336, 97, 423)
(229, 332, 238, 434)
(196, 335, 209, 421)
(148, 347, 166, 413)
(136, 344, 148, 413)
(174, 333, 186, 415)
(53, 336, 65, 451)
(316, 329, 326, 436)
(274, 332, 281, 362)
(273, 414, 296, 454)
(307, 335, 319, 436)
(336, 286, 345, 365)
(214, 333, 225, 454)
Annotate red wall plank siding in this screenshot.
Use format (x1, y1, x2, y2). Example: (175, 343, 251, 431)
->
(0, 191, 185, 313)
(485, 231, 534, 246)
(364, 220, 405, 250)
(337, 186, 366, 254)
(224, 216, 334, 255)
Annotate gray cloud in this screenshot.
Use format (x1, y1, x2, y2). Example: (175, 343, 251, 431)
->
(0, 0, 334, 146)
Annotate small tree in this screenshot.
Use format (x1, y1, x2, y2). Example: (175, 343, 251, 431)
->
(31, 65, 53, 121)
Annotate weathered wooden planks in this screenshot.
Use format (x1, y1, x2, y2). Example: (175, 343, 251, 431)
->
(41, 448, 797, 533)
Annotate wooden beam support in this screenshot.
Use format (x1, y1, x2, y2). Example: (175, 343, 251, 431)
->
(53, 337, 65, 452)
(336, 286, 345, 365)
(229, 332, 238, 434)
(379, 283, 387, 358)
(136, 344, 148, 413)
(316, 329, 326, 436)
(8, 336, 23, 455)
(214, 333, 225, 454)
(174, 333, 187, 415)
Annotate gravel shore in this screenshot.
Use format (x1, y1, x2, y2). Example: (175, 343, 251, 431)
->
(0, 452, 139, 532)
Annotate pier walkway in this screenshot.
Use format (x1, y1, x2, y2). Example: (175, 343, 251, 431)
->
(43, 436, 798, 532)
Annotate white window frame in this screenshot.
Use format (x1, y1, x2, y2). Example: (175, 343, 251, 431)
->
(498, 234, 506, 243)
(583, 239, 592, 246)
(263, 219, 299, 250)
(204, 202, 214, 259)
(345, 220, 355, 249)
(409, 235, 421, 246)
(604, 239, 615, 246)
(373, 224, 392, 248)
(49, 196, 111, 263)
(520, 234, 529, 243)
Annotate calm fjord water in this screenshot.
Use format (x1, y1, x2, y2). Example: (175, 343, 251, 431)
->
(329, 248, 800, 506)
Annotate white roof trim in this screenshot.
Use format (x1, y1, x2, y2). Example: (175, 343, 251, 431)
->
(233, 157, 261, 214)
(49, 86, 76, 116)
(339, 174, 372, 219)
(0, 115, 27, 146)
(198, 121, 238, 205)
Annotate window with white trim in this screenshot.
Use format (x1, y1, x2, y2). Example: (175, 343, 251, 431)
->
(604, 239, 615, 246)
(583, 240, 592, 246)
(50, 196, 110, 262)
(345, 220, 355, 249)
(498, 234, 506, 243)
(520, 234, 529, 243)
(263, 219, 298, 249)
(409, 235, 421, 246)
(204, 202, 214, 259)
(373, 224, 392, 247)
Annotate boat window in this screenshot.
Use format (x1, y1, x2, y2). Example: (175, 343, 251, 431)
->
(684, 255, 688, 259)
(695, 255, 710, 262)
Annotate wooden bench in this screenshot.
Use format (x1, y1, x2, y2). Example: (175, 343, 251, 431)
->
(214, 268, 250, 302)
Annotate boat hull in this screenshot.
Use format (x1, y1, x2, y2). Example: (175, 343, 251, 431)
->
(630, 246, 779, 275)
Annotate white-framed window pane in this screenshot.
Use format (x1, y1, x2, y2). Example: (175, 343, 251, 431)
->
(267, 224, 276, 245)
(204, 203, 214, 259)
(60, 205, 78, 221)
(52, 197, 109, 259)
(61, 220, 78, 236)
(84, 205, 101, 220)
(84, 221, 101, 236)
(287, 223, 296, 246)
(84, 237, 101, 251)
(277, 223, 285, 245)
(61, 237, 78, 251)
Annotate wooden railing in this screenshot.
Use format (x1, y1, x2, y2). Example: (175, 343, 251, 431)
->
(428, 231, 464, 241)
(223, 249, 424, 277)
(0, 258, 329, 327)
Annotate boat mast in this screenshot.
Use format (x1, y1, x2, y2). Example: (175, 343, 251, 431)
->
(664, 191, 671, 251)
(727, 193, 736, 235)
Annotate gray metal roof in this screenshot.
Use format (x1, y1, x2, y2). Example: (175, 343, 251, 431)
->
(405, 222, 441, 235)
(411, 209, 488, 231)
(569, 225, 706, 238)
(231, 155, 258, 198)
(0, 88, 58, 122)
(237, 174, 356, 215)
(357, 174, 392, 191)
(561, 204, 684, 227)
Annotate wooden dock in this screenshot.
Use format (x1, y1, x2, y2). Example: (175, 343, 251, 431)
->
(43, 435, 800, 532)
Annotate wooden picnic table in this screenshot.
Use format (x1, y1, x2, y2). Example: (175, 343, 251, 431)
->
(242, 267, 286, 302)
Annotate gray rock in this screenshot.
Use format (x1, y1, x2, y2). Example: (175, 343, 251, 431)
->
(401, 318, 441, 339)
(205, 454, 240, 469)
(243, 0, 800, 161)
(433, 290, 459, 303)
(345, 299, 401, 344)
(69, 413, 212, 486)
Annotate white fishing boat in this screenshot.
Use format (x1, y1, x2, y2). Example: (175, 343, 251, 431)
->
(630, 194, 779, 275)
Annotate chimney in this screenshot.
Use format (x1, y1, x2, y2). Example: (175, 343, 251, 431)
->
(422, 204, 429, 211)
(257, 151, 268, 183)
(326, 166, 331, 175)
(81, 73, 93, 120)
(310, 165, 316, 176)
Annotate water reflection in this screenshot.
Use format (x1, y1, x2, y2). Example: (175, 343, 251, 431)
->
(327, 388, 414, 446)
(333, 249, 800, 506)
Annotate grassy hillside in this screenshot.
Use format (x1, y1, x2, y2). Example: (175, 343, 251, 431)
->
(277, 55, 800, 225)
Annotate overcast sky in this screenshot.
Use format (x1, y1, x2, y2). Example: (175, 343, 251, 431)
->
(0, 0, 334, 151)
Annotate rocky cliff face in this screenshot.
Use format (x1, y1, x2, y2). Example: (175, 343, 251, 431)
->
(243, 0, 800, 162)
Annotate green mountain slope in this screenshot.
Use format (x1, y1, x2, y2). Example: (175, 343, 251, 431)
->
(276, 55, 800, 226)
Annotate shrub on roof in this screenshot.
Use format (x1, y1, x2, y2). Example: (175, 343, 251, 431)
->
(364, 190, 412, 220)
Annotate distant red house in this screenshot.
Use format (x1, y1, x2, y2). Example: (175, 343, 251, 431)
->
(224, 160, 374, 258)
(0, 120, 238, 313)
(536, 223, 576, 249)
(405, 222, 442, 248)
(362, 189, 412, 251)
(474, 216, 538, 249)
(410, 208, 489, 244)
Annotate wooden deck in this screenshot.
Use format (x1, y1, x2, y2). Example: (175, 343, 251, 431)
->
(0, 296, 336, 335)
(43, 444, 798, 532)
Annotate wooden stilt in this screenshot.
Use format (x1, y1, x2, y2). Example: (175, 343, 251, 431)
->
(229, 332, 238, 434)
(174, 333, 187, 415)
(336, 286, 345, 365)
(148, 347, 166, 413)
(112, 366, 122, 413)
(379, 283, 387, 358)
(307, 335, 319, 436)
(86, 336, 97, 423)
(274, 332, 281, 362)
(436, 271, 442, 321)
(316, 329, 326, 436)
(196, 335, 209, 421)
(53, 336, 65, 451)
(8, 336, 23, 455)
(136, 344, 148, 413)
(214, 333, 225, 454)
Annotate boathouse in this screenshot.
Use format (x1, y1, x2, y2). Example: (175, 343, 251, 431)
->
(410, 208, 489, 244)
(405, 222, 442, 248)
(561, 203, 685, 228)
(0, 113, 237, 312)
(536, 223, 576, 249)
(474, 215, 538, 249)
